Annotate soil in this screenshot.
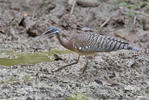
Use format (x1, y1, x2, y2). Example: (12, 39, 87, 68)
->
(0, 0, 149, 100)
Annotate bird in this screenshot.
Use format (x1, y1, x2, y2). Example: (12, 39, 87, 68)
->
(39, 27, 139, 73)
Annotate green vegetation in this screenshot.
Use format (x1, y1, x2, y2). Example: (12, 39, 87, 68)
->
(111, 0, 149, 16)
(0, 13, 2, 17)
(0, 49, 72, 66)
(129, 5, 136, 16)
(148, 0, 149, 8)
(67, 93, 88, 100)
(41, 0, 49, 5)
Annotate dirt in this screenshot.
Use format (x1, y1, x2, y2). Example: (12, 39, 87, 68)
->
(0, 0, 149, 100)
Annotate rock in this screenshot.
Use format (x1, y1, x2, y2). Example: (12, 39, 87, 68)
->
(77, 0, 100, 7)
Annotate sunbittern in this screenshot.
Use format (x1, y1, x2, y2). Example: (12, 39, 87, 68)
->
(39, 27, 139, 73)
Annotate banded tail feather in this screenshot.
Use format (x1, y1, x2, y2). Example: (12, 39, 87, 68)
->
(125, 45, 140, 51)
(97, 35, 139, 52)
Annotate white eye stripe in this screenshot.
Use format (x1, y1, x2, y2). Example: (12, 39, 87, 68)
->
(53, 31, 59, 34)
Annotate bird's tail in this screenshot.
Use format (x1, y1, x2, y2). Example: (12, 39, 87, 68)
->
(126, 45, 140, 51)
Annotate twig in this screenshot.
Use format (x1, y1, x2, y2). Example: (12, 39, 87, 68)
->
(114, 32, 128, 41)
(32, 8, 36, 19)
(70, 0, 76, 15)
(133, 16, 136, 25)
(100, 17, 111, 28)
(0, 31, 6, 34)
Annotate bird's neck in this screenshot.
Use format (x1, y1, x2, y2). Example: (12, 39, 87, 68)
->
(56, 34, 71, 49)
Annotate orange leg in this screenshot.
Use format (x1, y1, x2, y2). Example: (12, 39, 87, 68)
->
(53, 55, 80, 72)
(82, 56, 89, 74)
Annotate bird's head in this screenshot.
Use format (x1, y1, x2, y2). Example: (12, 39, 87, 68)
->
(39, 27, 59, 38)
(45, 27, 59, 35)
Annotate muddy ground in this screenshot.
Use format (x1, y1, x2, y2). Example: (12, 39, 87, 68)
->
(0, 0, 149, 100)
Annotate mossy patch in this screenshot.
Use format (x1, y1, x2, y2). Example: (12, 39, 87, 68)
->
(0, 49, 72, 66)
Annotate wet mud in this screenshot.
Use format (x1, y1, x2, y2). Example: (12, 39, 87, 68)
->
(0, 0, 149, 99)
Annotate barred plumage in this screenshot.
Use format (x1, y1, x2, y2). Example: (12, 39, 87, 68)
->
(40, 27, 139, 73)
(71, 32, 138, 54)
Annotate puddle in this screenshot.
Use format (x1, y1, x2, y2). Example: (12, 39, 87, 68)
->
(0, 49, 72, 66)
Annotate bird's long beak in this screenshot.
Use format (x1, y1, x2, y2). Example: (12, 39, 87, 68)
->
(34, 30, 49, 41)
(38, 31, 49, 39)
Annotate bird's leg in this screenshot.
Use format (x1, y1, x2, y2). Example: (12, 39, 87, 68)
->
(82, 56, 89, 74)
(82, 56, 94, 74)
(53, 55, 80, 72)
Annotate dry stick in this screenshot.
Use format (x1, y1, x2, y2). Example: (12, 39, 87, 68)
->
(133, 16, 137, 25)
(70, 0, 76, 15)
(32, 8, 36, 19)
(100, 17, 111, 28)
(114, 32, 127, 40)
(0, 31, 6, 34)
(99, 17, 111, 33)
